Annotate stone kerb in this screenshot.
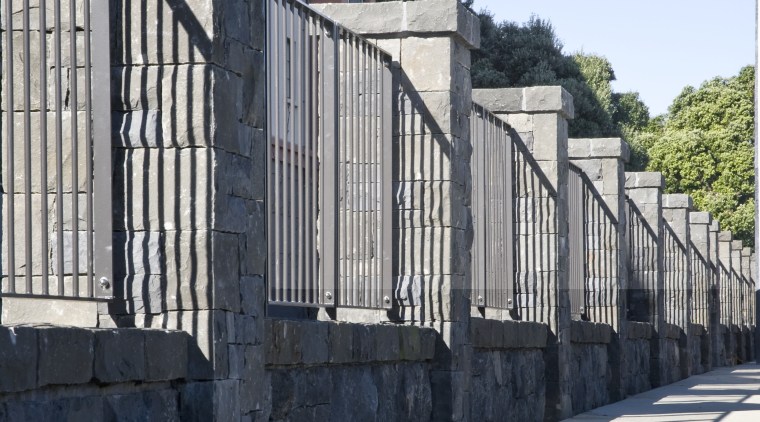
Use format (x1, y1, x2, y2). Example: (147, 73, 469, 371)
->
(473, 85, 574, 419)
(314, 1, 479, 420)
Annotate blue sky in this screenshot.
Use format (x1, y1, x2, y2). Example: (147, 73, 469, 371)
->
(473, 0, 756, 116)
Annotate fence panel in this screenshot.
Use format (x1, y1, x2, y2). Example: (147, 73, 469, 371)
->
(267, 0, 392, 309)
(626, 198, 659, 323)
(718, 263, 732, 325)
(1, 0, 112, 299)
(470, 103, 513, 309)
(691, 246, 711, 327)
(569, 165, 619, 323)
(662, 222, 689, 328)
(568, 165, 585, 318)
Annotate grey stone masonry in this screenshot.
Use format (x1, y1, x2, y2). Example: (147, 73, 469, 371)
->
(473, 86, 574, 419)
(568, 137, 629, 401)
(312, 2, 480, 420)
(625, 172, 668, 387)
(662, 194, 693, 332)
(689, 212, 713, 373)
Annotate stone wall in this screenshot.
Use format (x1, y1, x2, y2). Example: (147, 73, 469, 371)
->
(0, 325, 189, 419)
(263, 320, 436, 420)
(569, 321, 612, 414)
(624, 322, 653, 396)
(470, 319, 548, 422)
(0, 1, 757, 421)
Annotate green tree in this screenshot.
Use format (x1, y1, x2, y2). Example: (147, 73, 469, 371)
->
(645, 66, 755, 246)
(471, 14, 623, 138)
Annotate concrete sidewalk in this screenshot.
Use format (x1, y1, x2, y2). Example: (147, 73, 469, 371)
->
(566, 364, 760, 421)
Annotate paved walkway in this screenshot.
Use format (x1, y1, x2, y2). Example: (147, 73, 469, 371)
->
(566, 364, 760, 421)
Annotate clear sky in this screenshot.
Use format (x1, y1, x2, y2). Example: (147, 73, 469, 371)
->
(473, 0, 756, 116)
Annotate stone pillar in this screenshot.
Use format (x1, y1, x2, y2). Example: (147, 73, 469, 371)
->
(624, 172, 666, 386)
(567, 137, 629, 400)
(742, 247, 753, 361)
(472, 86, 573, 419)
(718, 231, 735, 364)
(103, 0, 268, 419)
(312, 1, 479, 420)
(709, 220, 722, 367)
(689, 212, 712, 371)
(661, 194, 693, 378)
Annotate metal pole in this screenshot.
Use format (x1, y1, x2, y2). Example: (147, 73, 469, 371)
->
(754, 0, 760, 363)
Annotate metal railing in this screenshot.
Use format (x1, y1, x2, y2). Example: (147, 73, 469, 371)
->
(625, 198, 659, 323)
(690, 246, 711, 327)
(662, 222, 688, 329)
(568, 165, 619, 323)
(718, 263, 732, 325)
(266, 0, 393, 309)
(732, 269, 743, 326)
(471, 103, 513, 309)
(512, 125, 557, 322)
(1, 0, 112, 299)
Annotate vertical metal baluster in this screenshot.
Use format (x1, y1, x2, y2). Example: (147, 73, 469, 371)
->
(55, 0, 64, 295)
(359, 41, 367, 307)
(266, 0, 275, 302)
(70, 0, 80, 296)
(305, 13, 314, 304)
(370, 48, 378, 306)
(5, 0, 17, 293)
(380, 56, 392, 309)
(40, 0, 50, 295)
(23, 0, 33, 293)
(340, 31, 348, 305)
(274, 0, 284, 302)
(347, 34, 355, 306)
(84, 0, 94, 297)
(296, 6, 304, 304)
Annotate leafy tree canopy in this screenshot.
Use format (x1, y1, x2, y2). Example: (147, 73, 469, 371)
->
(643, 66, 755, 246)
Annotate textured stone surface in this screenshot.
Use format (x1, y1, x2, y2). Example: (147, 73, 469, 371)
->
(0, 326, 38, 393)
(570, 343, 610, 414)
(37, 326, 94, 386)
(471, 349, 546, 421)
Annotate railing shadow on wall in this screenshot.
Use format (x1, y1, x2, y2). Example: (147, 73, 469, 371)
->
(390, 69, 457, 326)
(662, 222, 688, 329)
(109, 0, 218, 378)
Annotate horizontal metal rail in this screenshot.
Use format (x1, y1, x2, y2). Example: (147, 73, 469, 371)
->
(470, 103, 514, 310)
(266, 0, 393, 309)
(1, 0, 112, 300)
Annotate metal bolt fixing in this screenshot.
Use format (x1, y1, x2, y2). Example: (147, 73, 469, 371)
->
(99, 277, 110, 289)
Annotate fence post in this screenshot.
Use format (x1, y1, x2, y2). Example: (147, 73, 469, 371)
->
(718, 231, 736, 365)
(662, 194, 693, 378)
(709, 220, 723, 366)
(473, 86, 574, 419)
(624, 172, 666, 387)
(311, 1, 481, 419)
(567, 137, 629, 401)
(689, 211, 712, 373)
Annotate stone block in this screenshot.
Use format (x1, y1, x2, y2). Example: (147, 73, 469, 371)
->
(1, 297, 99, 327)
(625, 172, 664, 189)
(328, 322, 354, 364)
(94, 329, 146, 383)
(163, 310, 228, 380)
(300, 322, 329, 365)
(313, 0, 480, 48)
(375, 324, 401, 361)
(37, 326, 94, 386)
(689, 212, 712, 225)
(145, 329, 189, 381)
(104, 390, 179, 421)
(662, 194, 693, 210)
(524, 86, 575, 119)
(115, 0, 213, 65)
(112, 110, 162, 147)
(113, 147, 214, 231)
(0, 325, 38, 393)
